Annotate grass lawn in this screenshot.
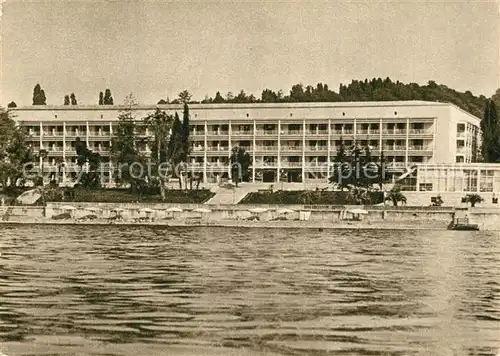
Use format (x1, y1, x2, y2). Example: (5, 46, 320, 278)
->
(53, 188, 215, 204)
(239, 190, 384, 205)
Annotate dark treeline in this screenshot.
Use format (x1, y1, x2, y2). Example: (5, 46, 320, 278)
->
(194, 78, 497, 118)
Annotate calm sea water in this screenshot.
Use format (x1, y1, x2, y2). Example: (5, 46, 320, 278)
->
(0, 225, 499, 356)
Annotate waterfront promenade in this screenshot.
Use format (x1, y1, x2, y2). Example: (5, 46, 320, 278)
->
(1, 203, 499, 231)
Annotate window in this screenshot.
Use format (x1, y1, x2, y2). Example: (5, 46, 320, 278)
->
(419, 183, 432, 191)
(456, 156, 464, 163)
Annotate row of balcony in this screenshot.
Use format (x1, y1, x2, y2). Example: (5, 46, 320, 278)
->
(191, 129, 432, 136)
(192, 145, 433, 152)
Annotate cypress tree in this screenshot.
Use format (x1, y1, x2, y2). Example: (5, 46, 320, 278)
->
(181, 103, 190, 162)
(99, 91, 104, 105)
(481, 100, 500, 162)
(70, 93, 77, 105)
(103, 89, 114, 105)
(64, 95, 70, 105)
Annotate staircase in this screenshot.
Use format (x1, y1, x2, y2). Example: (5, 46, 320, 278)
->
(205, 184, 257, 205)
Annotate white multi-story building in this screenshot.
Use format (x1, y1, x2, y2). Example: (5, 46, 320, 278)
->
(10, 101, 482, 186)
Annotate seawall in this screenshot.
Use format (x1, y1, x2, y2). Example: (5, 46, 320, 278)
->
(1, 203, 499, 231)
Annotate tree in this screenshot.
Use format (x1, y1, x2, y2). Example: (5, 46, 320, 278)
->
(70, 93, 77, 105)
(157, 99, 168, 104)
(167, 113, 185, 188)
(0, 109, 36, 189)
(99, 91, 104, 105)
(103, 89, 114, 105)
(143, 108, 173, 200)
(181, 103, 190, 163)
(110, 107, 146, 192)
(385, 185, 407, 206)
(463, 193, 483, 208)
(32, 83, 47, 105)
(480, 100, 500, 162)
(213, 91, 225, 103)
(230, 146, 251, 187)
(64, 95, 70, 105)
(178, 90, 192, 104)
(74, 137, 101, 188)
(7, 102, 17, 108)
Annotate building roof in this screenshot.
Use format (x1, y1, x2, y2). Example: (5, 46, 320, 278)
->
(9, 100, 454, 111)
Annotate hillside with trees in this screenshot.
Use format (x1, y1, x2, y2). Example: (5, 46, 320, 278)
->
(198, 78, 494, 118)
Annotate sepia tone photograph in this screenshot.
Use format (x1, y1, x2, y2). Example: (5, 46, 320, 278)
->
(0, 0, 500, 355)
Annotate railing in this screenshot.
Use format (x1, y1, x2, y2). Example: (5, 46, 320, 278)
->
(43, 132, 64, 137)
(410, 129, 432, 135)
(255, 146, 278, 151)
(206, 147, 229, 152)
(307, 146, 328, 151)
(281, 146, 302, 151)
(281, 130, 302, 135)
(281, 162, 302, 167)
(456, 131, 466, 138)
(255, 130, 278, 135)
(305, 130, 329, 135)
(232, 131, 253, 136)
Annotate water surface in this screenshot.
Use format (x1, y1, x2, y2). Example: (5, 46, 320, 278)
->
(0, 225, 499, 356)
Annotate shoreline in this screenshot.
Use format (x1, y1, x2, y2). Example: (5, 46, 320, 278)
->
(0, 218, 450, 230)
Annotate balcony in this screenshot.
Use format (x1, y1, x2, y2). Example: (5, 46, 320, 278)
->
(206, 146, 229, 152)
(409, 129, 432, 135)
(253, 161, 277, 167)
(65, 131, 85, 137)
(456, 131, 466, 138)
(383, 129, 407, 135)
(281, 162, 302, 167)
(408, 146, 432, 151)
(281, 130, 302, 136)
(255, 146, 278, 152)
(383, 145, 406, 151)
(356, 129, 380, 135)
(307, 146, 328, 152)
(207, 131, 229, 136)
(305, 130, 329, 136)
(232, 130, 253, 136)
(255, 130, 278, 136)
(43, 132, 64, 137)
(281, 146, 302, 151)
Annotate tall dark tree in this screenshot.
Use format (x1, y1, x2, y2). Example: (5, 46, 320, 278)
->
(32, 84, 47, 105)
(143, 108, 173, 200)
(99, 91, 104, 105)
(213, 91, 225, 103)
(64, 95, 70, 105)
(166, 113, 185, 188)
(481, 100, 500, 162)
(230, 146, 251, 186)
(70, 93, 77, 105)
(103, 89, 114, 105)
(181, 103, 190, 162)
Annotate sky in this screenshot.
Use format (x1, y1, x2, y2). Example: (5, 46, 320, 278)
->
(1, 0, 499, 106)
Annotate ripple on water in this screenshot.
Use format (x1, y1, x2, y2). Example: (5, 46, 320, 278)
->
(0, 225, 499, 356)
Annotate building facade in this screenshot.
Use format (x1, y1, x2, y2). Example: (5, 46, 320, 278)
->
(10, 101, 482, 185)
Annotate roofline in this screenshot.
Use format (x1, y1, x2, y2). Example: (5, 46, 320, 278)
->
(6, 100, 481, 121)
(8, 100, 454, 111)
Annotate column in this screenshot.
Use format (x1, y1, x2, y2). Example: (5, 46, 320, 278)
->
(327, 119, 331, 177)
(379, 118, 383, 158)
(62, 122, 66, 160)
(203, 121, 208, 183)
(405, 118, 409, 166)
(39, 122, 43, 171)
(228, 120, 232, 179)
(252, 120, 256, 183)
(85, 122, 89, 147)
(477, 168, 481, 192)
(302, 119, 306, 185)
(353, 117, 357, 144)
(277, 120, 281, 183)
